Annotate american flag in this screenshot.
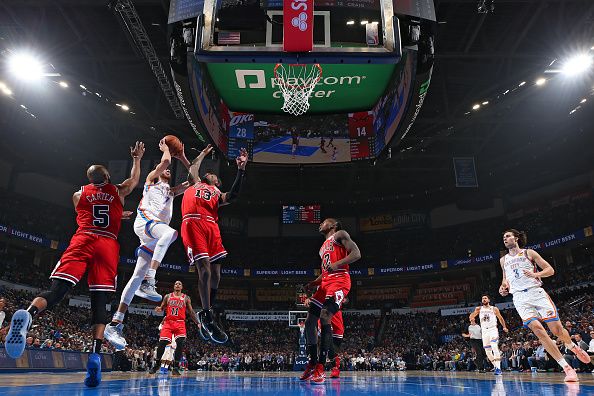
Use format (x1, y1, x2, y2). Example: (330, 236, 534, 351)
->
(218, 31, 241, 45)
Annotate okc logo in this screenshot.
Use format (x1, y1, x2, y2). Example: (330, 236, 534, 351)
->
(292, 12, 308, 32)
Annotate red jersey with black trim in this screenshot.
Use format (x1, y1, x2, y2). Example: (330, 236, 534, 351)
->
(319, 234, 349, 280)
(75, 182, 123, 240)
(165, 293, 187, 322)
(181, 182, 222, 222)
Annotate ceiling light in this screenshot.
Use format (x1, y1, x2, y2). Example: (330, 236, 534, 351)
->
(535, 78, 546, 86)
(503, 89, 510, 95)
(472, 104, 480, 110)
(561, 53, 593, 76)
(1, 86, 12, 95)
(346, 20, 355, 25)
(59, 81, 68, 88)
(79, 84, 86, 89)
(360, 20, 369, 25)
(8, 52, 44, 81)
(482, 101, 489, 105)
(519, 81, 526, 87)
(121, 104, 130, 111)
(580, 98, 587, 103)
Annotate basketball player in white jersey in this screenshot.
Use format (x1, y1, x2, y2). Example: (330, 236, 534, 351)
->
(499, 229, 590, 382)
(469, 295, 508, 375)
(104, 138, 197, 349)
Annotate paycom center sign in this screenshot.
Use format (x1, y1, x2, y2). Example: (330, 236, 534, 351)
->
(205, 63, 396, 114)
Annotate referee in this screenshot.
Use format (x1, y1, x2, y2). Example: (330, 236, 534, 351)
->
(463, 318, 487, 372)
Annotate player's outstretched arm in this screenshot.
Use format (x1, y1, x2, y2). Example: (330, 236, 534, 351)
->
(72, 190, 82, 209)
(329, 230, 361, 271)
(499, 257, 509, 296)
(170, 143, 193, 196)
(188, 144, 213, 184)
(185, 296, 200, 326)
(117, 141, 145, 199)
(525, 249, 555, 278)
(469, 307, 480, 323)
(494, 307, 508, 332)
(155, 294, 169, 314)
(221, 148, 247, 205)
(145, 139, 171, 184)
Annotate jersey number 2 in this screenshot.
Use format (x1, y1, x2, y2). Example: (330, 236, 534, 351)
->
(93, 205, 110, 228)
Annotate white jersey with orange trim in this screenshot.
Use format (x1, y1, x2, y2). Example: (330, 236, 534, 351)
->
(136, 181, 174, 225)
(479, 306, 498, 331)
(502, 249, 542, 294)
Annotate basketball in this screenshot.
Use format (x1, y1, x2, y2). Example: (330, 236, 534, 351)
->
(163, 135, 183, 157)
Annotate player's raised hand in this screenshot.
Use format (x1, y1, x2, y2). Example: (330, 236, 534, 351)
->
(200, 144, 214, 157)
(159, 138, 169, 153)
(130, 141, 145, 159)
(236, 148, 248, 170)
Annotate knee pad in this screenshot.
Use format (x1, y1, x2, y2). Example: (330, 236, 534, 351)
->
(322, 297, 340, 315)
(90, 291, 111, 325)
(39, 279, 73, 309)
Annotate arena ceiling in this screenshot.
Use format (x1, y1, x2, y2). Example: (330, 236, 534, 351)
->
(0, 0, 593, 209)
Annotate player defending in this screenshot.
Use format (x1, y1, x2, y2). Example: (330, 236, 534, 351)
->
(149, 280, 199, 376)
(104, 138, 192, 349)
(181, 146, 247, 343)
(301, 218, 361, 384)
(6, 142, 145, 387)
(469, 294, 508, 375)
(500, 229, 590, 382)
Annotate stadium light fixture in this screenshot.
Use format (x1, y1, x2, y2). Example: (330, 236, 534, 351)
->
(535, 78, 546, 86)
(472, 104, 480, 110)
(59, 81, 68, 88)
(360, 20, 369, 25)
(519, 81, 526, 87)
(346, 20, 355, 25)
(581, 98, 587, 103)
(121, 104, 130, 111)
(561, 53, 593, 76)
(482, 101, 489, 105)
(8, 52, 46, 81)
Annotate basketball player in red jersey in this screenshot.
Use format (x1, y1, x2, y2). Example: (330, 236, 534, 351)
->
(5, 141, 145, 387)
(301, 218, 361, 384)
(313, 304, 344, 378)
(181, 145, 248, 343)
(149, 280, 199, 376)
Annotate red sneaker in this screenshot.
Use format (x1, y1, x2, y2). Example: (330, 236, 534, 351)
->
(310, 363, 326, 384)
(330, 366, 340, 378)
(563, 366, 579, 382)
(300, 362, 316, 381)
(570, 345, 591, 365)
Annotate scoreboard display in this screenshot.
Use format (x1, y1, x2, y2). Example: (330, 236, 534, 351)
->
(282, 205, 321, 224)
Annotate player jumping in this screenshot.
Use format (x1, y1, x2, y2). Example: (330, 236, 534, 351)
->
(180, 146, 247, 343)
(500, 229, 590, 382)
(5, 142, 145, 387)
(149, 280, 200, 376)
(104, 139, 193, 349)
(469, 294, 508, 375)
(301, 218, 361, 384)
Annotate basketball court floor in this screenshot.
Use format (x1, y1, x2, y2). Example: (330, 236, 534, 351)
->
(0, 371, 592, 395)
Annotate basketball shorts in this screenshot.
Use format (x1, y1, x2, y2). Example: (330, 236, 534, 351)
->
(317, 310, 344, 339)
(311, 275, 351, 311)
(50, 233, 119, 292)
(181, 218, 227, 263)
(481, 327, 499, 348)
(512, 287, 559, 327)
(133, 216, 174, 256)
(159, 320, 187, 342)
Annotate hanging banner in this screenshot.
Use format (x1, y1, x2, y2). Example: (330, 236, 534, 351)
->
(453, 157, 478, 188)
(283, 0, 314, 52)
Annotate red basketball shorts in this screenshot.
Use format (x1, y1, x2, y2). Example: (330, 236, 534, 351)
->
(50, 232, 119, 292)
(181, 218, 227, 263)
(311, 275, 351, 311)
(159, 320, 187, 342)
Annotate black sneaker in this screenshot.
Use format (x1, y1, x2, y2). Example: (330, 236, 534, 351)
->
(172, 367, 182, 376)
(149, 365, 158, 374)
(198, 309, 228, 344)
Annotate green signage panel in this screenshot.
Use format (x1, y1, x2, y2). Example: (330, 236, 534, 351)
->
(205, 63, 396, 114)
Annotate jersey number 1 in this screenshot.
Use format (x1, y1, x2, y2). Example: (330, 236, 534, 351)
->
(93, 205, 110, 228)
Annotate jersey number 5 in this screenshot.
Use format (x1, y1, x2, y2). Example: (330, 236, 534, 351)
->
(93, 205, 110, 228)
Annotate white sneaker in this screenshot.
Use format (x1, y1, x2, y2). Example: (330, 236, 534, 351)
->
(5, 309, 32, 359)
(104, 323, 127, 350)
(135, 279, 162, 302)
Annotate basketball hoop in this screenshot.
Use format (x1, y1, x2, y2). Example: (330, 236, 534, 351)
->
(298, 321, 306, 335)
(274, 63, 322, 116)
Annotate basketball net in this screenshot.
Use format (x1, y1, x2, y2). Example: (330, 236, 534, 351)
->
(298, 321, 305, 336)
(274, 63, 322, 116)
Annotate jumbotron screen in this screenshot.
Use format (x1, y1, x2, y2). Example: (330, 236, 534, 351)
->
(282, 205, 321, 224)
